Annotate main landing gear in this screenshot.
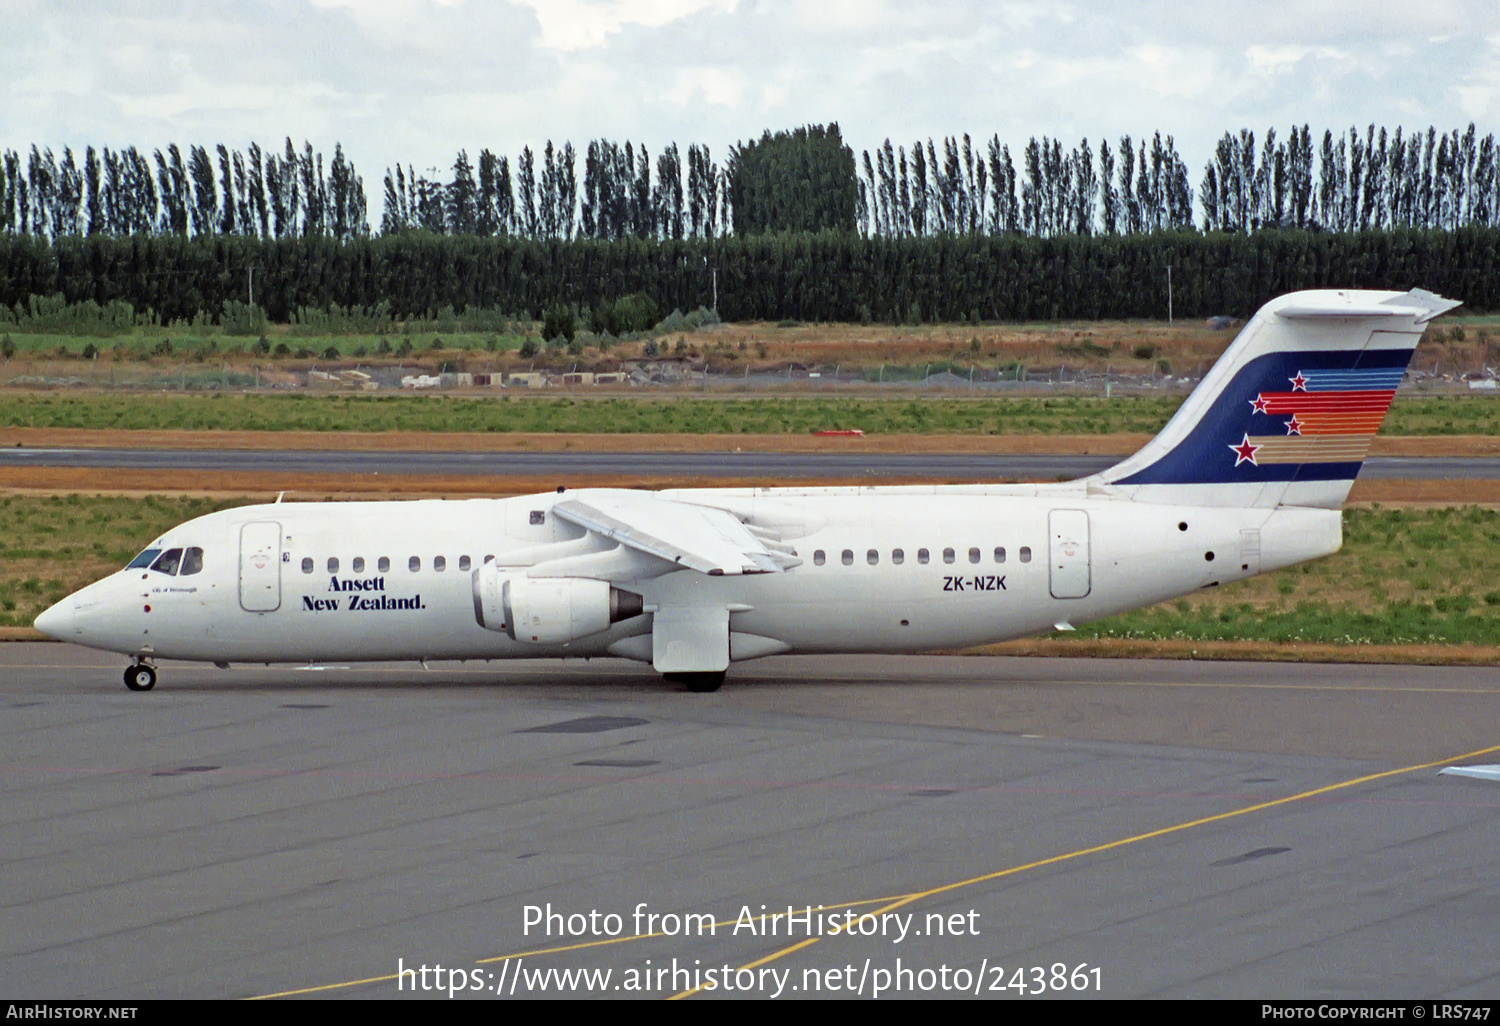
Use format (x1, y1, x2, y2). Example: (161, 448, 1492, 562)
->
(124, 660, 157, 692)
(665, 671, 726, 693)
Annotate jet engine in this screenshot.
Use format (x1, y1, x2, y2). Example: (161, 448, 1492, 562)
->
(473, 565, 643, 644)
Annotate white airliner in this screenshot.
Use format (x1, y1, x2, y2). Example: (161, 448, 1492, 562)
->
(34, 288, 1458, 692)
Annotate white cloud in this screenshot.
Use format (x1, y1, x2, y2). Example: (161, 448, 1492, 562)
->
(1, 0, 1498, 215)
(513, 0, 737, 51)
(663, 67, 749, 109)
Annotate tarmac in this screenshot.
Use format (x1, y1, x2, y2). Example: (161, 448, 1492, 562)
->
(1, 646, 1496, 999)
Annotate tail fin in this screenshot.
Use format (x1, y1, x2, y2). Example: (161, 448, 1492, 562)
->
(1091, 289, 1460, 509)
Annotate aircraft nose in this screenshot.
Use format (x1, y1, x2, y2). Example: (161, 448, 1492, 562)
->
(34, 598, 77, 640)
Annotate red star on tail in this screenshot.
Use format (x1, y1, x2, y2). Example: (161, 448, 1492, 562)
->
(1285, 414, 1303, 435)
(1289, 371, 1308, 391)
(1229, 434, 1261, 466)
(1249, 394, 1270, 415)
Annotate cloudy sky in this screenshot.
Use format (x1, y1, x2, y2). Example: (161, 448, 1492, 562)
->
(3, 0, 1498, 193)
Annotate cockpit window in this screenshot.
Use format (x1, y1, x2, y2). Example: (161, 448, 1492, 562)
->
(150, 548, 183, 575)
(127, 548, 162, 570)
(180, 547, 204, 576)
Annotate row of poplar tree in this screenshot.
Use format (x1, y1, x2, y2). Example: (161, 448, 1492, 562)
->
(0, 140, 367, 241)
(3, 124, 1498, 242)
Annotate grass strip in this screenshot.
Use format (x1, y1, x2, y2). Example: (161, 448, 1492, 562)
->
(1, 393, 1498, 437)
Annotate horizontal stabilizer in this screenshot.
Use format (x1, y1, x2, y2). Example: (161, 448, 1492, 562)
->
(1276, 289, 1462, 323)
(553, 491, 800, 576)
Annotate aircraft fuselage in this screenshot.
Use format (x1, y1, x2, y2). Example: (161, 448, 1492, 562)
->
(40, 486, 1341, 667)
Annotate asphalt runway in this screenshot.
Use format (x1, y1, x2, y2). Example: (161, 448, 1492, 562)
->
(1, 645, 1497, 1000)
(3, 447, 1499, 480)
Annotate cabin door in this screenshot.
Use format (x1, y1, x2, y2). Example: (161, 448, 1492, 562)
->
(239, 521, 282, 612)
(1048, 510, 1091, 599)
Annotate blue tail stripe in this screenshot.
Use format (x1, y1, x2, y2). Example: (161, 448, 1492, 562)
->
(1299, 368, 1405, 390)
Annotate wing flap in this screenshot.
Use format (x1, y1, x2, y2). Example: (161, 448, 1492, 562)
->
(553, 492, 800, 576)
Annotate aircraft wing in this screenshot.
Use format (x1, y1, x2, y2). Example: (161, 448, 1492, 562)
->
(552, 491, 800, 576)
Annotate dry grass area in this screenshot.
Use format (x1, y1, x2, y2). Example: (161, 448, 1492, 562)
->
(7, 314, 1498, 379)
(2, 426, 1497, 457)
(0, 426, 1149, 455)
(685, 319, 1236, 376)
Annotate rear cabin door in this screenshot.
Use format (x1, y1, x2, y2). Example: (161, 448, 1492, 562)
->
(1048, 509, 1091, 599)
(239, 521, 282, 612)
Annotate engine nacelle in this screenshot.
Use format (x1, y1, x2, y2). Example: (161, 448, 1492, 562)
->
(472, 566, 643, 644)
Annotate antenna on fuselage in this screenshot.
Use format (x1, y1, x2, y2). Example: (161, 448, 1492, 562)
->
(275, 491, 284, 504)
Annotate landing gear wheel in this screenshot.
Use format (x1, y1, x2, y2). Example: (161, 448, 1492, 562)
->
(667, 671, 726, 694)
(124, 663, 157, 692)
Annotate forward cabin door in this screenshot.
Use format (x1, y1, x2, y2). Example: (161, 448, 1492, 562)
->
(239, 521, 282, 612)
(1048, 510, 1091, 599)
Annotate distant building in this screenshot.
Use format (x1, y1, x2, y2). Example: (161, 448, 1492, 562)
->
(309, 368, 377, 391)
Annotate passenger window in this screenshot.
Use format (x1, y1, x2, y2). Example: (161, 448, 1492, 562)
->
(841, 549, 854, 566)
(994, 547, 1006, 563)
(892, 549, 904, 565)
(150, 548, 183, 575)
(409, 556, 421, 572)
(969, 547, 980, 564)
(1020, 546, 1032, 563)
(484, 554, 494, 564)
(434, 556, 447, 572)
(353, 556, 365, 573)
(917, 548, 930, 564)
(943, 548, 955, 564)
(327, 557, 339, 573)
(459, 555, 471, 571)
(813, 550, 826, 566)
(866, 549, 878, 565)
(180, 547, 204, 576)
(377, 556, 390, 573)
(529, 510, 545, 525)
(301, 557, 313, 574)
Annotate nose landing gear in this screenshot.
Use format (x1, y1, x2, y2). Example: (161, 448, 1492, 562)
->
(124, 661, 157, 692)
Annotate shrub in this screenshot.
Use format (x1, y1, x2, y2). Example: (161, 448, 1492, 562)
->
(542, 305, 576, 343)
(592, 293, 658, 336)
(221, 300, 267, 336)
